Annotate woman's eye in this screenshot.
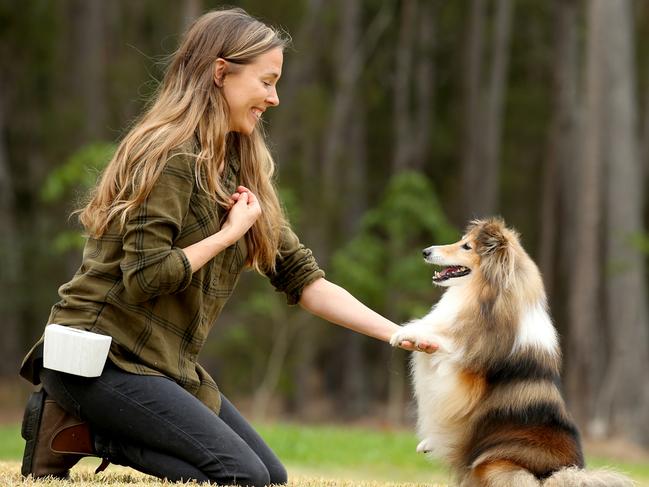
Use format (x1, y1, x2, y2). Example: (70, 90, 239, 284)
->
(461, 243, 471, 250)
(263, 81, 271, 87)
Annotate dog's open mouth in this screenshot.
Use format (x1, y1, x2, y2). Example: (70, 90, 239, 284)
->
(432, 265, 471, 282)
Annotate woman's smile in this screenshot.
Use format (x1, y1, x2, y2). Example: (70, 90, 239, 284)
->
(220, 48, 282, 134)
(251, 107, 264, 121)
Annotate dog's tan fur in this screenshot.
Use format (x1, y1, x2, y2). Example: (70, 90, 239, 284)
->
(391, 218, 634, 487)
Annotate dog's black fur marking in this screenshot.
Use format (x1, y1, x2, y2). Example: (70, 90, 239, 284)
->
(485, 355, 560, 386)
(466, 402, 584, 477)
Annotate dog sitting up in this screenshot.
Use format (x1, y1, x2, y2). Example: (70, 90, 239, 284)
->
(390, 218, 633, 487)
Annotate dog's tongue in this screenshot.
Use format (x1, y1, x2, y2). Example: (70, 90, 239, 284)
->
(440, 266, 462, 278)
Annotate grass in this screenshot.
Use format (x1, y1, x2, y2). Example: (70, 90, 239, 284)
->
(1, 422, 648, 486)
(255, 423, 449, 482)
(0, 424, 21, 460)
(0, 462, 444, 487)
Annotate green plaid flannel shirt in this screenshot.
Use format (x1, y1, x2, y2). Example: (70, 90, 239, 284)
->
(20, 147, 324, 414)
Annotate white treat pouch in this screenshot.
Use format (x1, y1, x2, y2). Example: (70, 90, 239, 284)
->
(43, 324, 112, 377)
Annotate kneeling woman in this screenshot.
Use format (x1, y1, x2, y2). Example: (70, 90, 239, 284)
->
(19, 7, 434, 486)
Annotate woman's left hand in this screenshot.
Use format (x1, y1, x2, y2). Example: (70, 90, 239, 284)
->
(229, 185, 257, 206)
(221, 185, 262, 244)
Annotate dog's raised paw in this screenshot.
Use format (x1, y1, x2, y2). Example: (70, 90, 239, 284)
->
(390, 328, 431, 348)
(389, 330, 412, 347)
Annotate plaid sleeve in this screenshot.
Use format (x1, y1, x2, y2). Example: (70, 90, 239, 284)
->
(120, 153, 194, 303)
(265, 226, 325, 305)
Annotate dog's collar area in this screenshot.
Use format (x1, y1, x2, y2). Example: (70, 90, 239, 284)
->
(432, 265, 471, 282)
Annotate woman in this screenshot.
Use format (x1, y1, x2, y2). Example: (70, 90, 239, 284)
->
(19, 7, 436, 486)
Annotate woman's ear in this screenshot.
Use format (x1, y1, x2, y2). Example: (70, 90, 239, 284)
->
(214, 58, 228, 87)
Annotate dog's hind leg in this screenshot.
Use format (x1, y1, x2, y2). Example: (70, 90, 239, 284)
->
(416, 438, 434, 453)
(463, 460, 541, 487)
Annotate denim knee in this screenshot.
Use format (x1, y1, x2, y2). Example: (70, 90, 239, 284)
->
(268, 462, 288, 485)
(239, 463, 270, 487)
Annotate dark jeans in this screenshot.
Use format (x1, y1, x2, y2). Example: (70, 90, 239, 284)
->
(40, 362, 287, 486)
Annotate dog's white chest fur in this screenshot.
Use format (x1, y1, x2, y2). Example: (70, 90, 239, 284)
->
(400, 289, 467, 457)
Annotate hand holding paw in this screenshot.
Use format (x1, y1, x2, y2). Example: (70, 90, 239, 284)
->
(390, 329, 438, 353)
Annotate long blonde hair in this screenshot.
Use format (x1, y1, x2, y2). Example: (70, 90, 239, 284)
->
(79, 7, 289, 273)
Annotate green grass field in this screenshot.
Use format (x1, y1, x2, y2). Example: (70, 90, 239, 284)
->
(1, 422, 648, 486)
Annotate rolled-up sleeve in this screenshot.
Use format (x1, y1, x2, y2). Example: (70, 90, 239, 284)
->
(265, 226, 325, 305)
(120, 153, 194, 303)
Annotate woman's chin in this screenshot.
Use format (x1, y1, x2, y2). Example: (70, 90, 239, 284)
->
(228, 125, 255, 136)
(234, 118, 258, 135)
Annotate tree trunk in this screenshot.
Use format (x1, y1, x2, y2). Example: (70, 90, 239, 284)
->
(324, 0, 372, 419)
(459, 0, 486, 222)
(322, 0, 362, 208)
(413, 1, 436, 172)
(181, 0, 202, 32)
(459, 0, 512, 221)
(385, 0, 423, 421)
(565, 0, 605, 428)
(75, 0, 107, 142)
(270, 0, 325, 171)
(292, 132, 321, 418)
(323, 0, 391, 199)
(642, 63, 649, 179)
(392, 0, 418, 173)
(264, 0, 326, 418)
(592, 0, 649, 445)
(538, 0, 579, 312)
(339, 90, 370, 419)
(386, 348, 407, 425)
(252, 307, 295, 421)
(0, 82, 22, 376)
(480, 0, 512, 215)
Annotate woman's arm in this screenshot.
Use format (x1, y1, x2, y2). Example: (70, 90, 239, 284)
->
(299, 277, 438, 353)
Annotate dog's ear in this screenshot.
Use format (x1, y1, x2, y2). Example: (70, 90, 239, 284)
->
(475, 219, 508, 256)
(475, 219, 516, 288)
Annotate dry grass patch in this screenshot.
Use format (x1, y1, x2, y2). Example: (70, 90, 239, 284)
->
(0, 461, 446, 487)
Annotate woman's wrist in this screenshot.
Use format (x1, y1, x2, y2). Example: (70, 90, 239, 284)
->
(218, 223, 244, 247)
(182, 228, 238, 273)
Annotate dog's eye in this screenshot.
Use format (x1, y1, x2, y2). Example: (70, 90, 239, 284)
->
(461, 243, 471, 250)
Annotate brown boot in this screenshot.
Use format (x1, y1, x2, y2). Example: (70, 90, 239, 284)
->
(21, 390, 108, 478)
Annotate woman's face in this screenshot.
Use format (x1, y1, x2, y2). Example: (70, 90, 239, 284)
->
(218, 48, 283, 135)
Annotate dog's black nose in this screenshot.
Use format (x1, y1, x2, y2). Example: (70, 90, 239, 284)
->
(422, 249, 431, 258)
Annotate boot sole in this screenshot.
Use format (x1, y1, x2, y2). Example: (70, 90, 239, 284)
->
(21, 389, 46, 477)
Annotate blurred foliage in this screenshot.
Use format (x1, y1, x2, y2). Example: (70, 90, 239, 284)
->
(41, 143, 114, 202)
(331, 172, 457, 321)
(630, 232, 649, 255)
(39, 142, 115, 252)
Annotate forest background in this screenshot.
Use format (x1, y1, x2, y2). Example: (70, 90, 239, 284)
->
(1, 0, 649, 452)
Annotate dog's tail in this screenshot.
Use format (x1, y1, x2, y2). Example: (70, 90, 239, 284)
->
(543, 466, 635, 487)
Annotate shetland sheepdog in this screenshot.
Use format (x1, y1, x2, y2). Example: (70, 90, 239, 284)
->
(390, 218, 633, 487)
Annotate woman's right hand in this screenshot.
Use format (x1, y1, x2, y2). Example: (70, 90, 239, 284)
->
(221, 186, 262, 244)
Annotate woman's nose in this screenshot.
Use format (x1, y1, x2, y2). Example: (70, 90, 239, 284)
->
(266, 87, 279, 107)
